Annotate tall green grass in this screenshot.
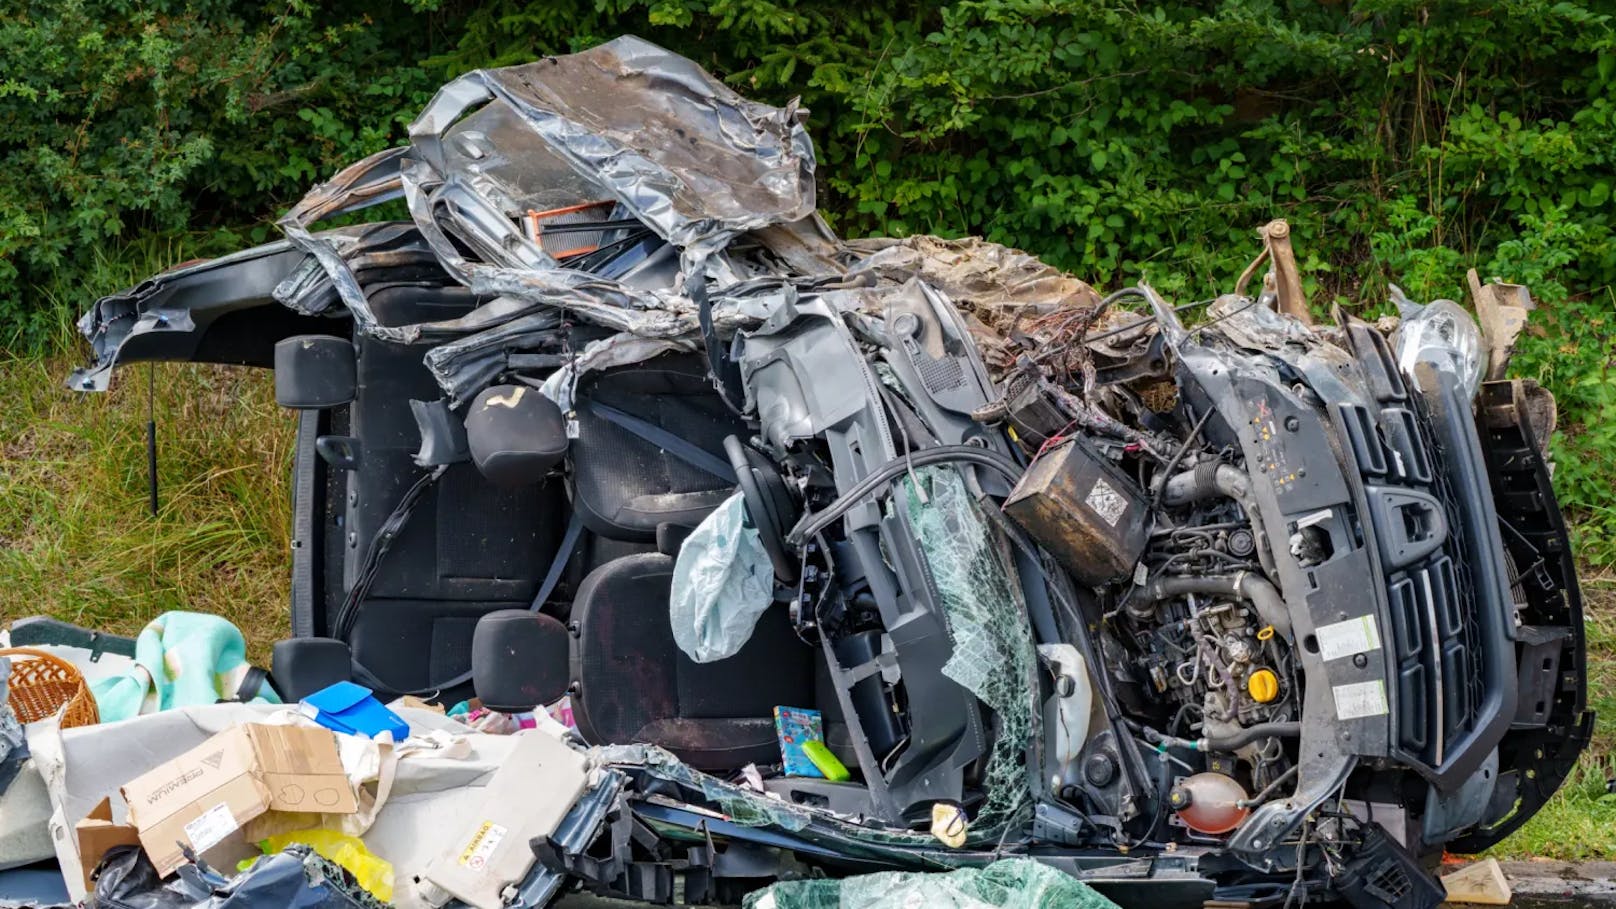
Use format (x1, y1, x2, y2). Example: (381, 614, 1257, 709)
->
(1493, 577, 1616, 859)
(2, 238, 295, 664)
(0, 355, 295, 665)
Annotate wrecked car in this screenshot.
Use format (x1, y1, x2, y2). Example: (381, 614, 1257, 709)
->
(36, 35, 1591, 909)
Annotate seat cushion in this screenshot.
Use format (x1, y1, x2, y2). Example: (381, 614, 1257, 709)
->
(570, 553, 814, 769)
(570, 355, 748, 542)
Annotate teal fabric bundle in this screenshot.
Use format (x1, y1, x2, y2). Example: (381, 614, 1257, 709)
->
(91, 612, 279, 723)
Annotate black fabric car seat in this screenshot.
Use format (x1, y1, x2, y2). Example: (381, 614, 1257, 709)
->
(341, 280, 566, 691)
(568, 354, 746, 542)
(570, 552, 815, 770)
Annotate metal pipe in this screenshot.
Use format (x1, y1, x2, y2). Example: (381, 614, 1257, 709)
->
(1160, 463, 1280, 583)
(1139, 573, 1292, 641)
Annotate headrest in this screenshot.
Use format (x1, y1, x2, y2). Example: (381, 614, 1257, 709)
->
(471, 610, 570, 713)
(464, 384, 567, 486)
(274, 335, 356, 409)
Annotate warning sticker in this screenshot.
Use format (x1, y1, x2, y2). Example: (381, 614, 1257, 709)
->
(457, 821, 507, 872)
(1315, 615, 1382, 662)
(1333, 680, 1389, 720)
(1086, 477, 1129, 527)
(183, 802, 238, 853)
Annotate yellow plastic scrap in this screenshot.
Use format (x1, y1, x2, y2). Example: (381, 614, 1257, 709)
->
(258, 829, 395, 902)
(930, 802, 968, 848)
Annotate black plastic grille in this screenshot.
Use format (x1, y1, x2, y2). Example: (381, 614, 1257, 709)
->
(1410, 394, 1485, 754)
(1339, 398, 1483, 765)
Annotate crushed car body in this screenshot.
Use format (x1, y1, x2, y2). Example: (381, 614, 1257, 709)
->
(55, 35, 1591, 909)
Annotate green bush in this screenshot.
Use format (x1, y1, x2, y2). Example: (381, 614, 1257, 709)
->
(2, 0, 1613, 560)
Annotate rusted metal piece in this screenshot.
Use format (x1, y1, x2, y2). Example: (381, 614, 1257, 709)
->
(1467, 267, 1535, 381)
(1002, 437, 1149, 586)
(1232, 245, 1270, 298)
(1263, 219, 1310, 324)
(1480, 378, 1557, 459)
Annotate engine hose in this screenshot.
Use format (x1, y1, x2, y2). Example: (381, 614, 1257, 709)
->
(1138, 573, 1292, 641)
(786, 444, 1025, 545)
(1238, 764, 1299, 809)
(1160, 463, 1280, 582)
(1138, 720, 1301, 753)
(1197, 722, 1300, 752)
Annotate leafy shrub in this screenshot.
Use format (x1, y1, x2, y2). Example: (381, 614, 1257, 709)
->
(1, 0, 1612, 560)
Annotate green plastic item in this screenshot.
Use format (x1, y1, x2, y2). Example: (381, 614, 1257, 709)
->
(801, 740, 850, 782)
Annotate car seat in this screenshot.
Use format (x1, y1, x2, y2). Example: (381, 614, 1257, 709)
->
(332, 274, 567, 692)
(559, 354, 817, 768)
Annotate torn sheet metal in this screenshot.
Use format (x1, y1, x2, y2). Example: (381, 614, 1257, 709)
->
(408, 35, 816, 262)
(847, 235, 1105, 371)
(275, 149, 412, 336)
(67, 242, 308, 392)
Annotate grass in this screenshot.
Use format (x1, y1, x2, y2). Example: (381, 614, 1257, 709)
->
(0, 354, 296, 666)
(0, 341, 1612, 859)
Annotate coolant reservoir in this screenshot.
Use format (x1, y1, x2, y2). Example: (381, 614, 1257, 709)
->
(1170, 772, 1251, 835)
(1038, 644, 1094, 787)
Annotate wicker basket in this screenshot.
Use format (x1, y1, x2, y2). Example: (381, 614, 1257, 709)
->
(0, 647, 99, 728)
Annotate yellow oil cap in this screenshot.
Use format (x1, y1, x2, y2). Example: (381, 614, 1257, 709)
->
(1247, 668, 1280, 703)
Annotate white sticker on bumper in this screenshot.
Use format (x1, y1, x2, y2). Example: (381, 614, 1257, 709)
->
(1316, 615, 1382, 662)
(1333, 680, 1389, 720)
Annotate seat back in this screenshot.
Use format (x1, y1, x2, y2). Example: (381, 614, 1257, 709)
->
(569, 553, 814, 769)
(338, 283, 565, 691)
(569, 354, 746, 542)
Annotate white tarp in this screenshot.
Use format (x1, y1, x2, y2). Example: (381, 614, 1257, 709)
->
(26, 702, 541, 907)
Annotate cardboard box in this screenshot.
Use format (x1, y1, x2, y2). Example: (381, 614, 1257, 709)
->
(120, 723, 357, 876)
(73, 797, 140, 891)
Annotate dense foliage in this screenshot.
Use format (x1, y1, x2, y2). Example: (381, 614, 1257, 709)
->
(1, 0, 1613, 558)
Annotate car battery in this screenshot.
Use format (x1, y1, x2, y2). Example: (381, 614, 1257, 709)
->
(1003, 437, 1148, 586)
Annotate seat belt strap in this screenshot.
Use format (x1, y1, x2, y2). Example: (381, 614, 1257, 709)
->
(589, 402, 736, 482)
(348, 511, 586, 697)
(529, 511, 585, 612)
(690, 267, 746, 412)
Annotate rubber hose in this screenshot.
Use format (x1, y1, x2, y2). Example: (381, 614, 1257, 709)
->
(1139, 573, 1292, 641)
(1160, 463, 1280, 582)
(1197, 722, 1300, 752)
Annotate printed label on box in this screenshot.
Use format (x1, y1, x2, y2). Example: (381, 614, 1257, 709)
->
(182, 802, 238, 853)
